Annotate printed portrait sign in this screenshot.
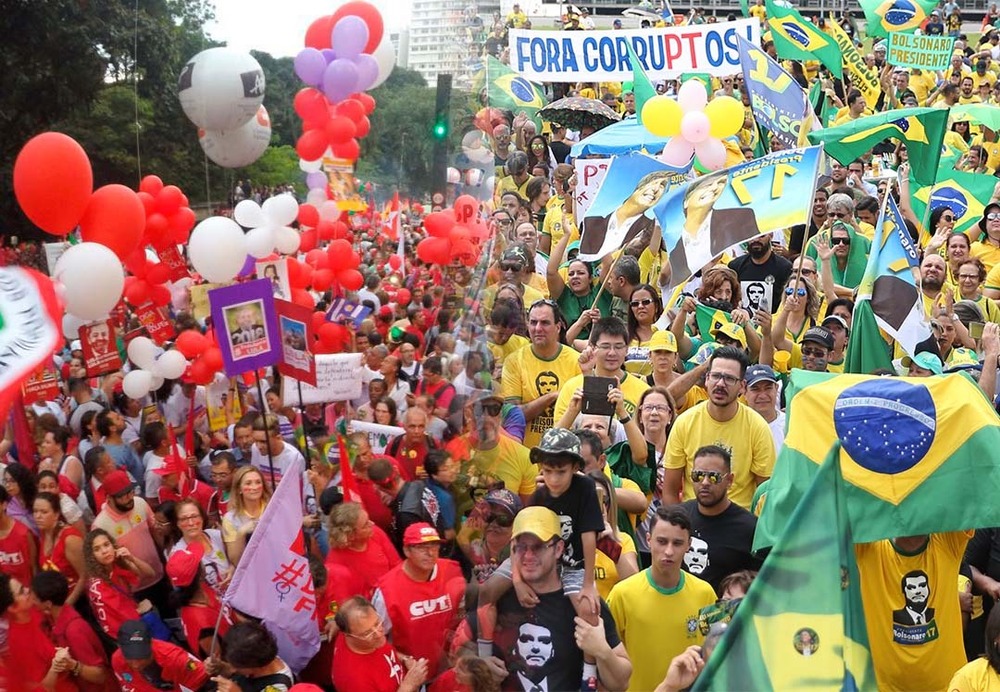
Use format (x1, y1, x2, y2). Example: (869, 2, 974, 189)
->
(135, 303, 176, 345)
(255, 257, 291, 302)
(209, 279, 280, 376)
(275, 299, 317, 386)
(22, 362, 61, 405)
(79, 319, 122, 377)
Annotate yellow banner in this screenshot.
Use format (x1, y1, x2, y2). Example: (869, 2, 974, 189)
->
(825, 20, 882, 108)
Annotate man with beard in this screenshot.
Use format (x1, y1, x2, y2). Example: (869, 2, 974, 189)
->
(727, 235, 792, 314)
(679, 445, 761, 592)
(920, 253, 948, 310)
(789, 188, 829, 257)
(664, 347, 775, 509)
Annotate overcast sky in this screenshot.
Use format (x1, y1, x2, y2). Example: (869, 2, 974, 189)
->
(206, 0, 411, 58)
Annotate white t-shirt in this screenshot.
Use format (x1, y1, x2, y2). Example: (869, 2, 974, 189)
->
(163, 385, 208, 433)
(250, 441, 305, 488)
(143, 445, 186, 501)
(767, 410, 786, 454)
(170, 530, 231, 594)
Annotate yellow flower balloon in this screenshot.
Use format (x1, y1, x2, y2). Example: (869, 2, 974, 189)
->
(641, 96, 683, 137)
(705, 96, 745, 139)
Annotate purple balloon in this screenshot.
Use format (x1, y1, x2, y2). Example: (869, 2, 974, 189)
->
(354, 54, 379, 92)
(294, 47, 327, 86)
(331, 15, 370, 59)
(305, 171, 327, 189)
(321, 48, 337, 63)
(323, 59, 359, 103)
(238, 254, 256, 277)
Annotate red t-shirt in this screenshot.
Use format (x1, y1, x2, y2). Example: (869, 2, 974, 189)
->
(178, 592, 231, 656)
(332, 637, 405, 692)
(325, 526, 401, 601)
(8, 610, 77, 692)
(415, 378, 455, 412)
(375, 559, 466, 678)
(51, 604, 115, 692)
(0, 518, 36, 584)
(88, 568, 142, 638)
(355, 477, 394, 532)
(387, 435, 437, 481)
(111, 640, 208, 692)
(158, 478, 214, 515)
(39, 525, 83, 589)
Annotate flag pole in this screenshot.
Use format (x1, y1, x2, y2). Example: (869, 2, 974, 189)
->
(297, 379, 312, 471)
(254, 370, 277, 487)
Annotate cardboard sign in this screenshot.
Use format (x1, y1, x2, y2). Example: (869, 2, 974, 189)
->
(157, 245, 191, 282)
(206, 377, 243, 433)
(22, 363, 60, 405)
(347, 420, 405, 451)
(281, 353, 364, 406)
(574, 157, 611, 222)
(210, 279, 281, 377)
(275, 299, 317, 386)
(79, 319, 122, 377)
(135, 303, 176, 345)
(887, 32, 955, 70)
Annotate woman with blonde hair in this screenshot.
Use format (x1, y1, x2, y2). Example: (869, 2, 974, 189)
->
(221, 466, 271, 566)
(324, 502, 400, 601)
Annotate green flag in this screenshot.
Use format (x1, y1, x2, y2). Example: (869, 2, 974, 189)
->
(860, 0, 937, 37)
(844, 299, 893, 374)
(694, 444, 876, 691)
(624, 43, 657, 128)
(473, 56, 546, 124)
(695, 303, 732, 340)
(808, 108, 948, 187)
(765, 0, 843, 75)
(910, 166, 996, 239)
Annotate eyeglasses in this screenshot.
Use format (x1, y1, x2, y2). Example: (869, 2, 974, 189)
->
(177, 514, 201, 524)
(799, 268, 817, 276)
(486, 513, 514, 527)
(630, 298, 654, 308)
(594, 343, 628, 352)
(706, 372, 740, 386)
(691, 470, 725, 484)
(784, 287, 807, 297)
(347, 620, 385, 642)
(958, 273, 980, 281)
(513, 539, 557, 555)
(801, 347, 828, 358)
(642, 404, 671, 413)
(830, 237, 851, 246)
(500, 262, 523, 272)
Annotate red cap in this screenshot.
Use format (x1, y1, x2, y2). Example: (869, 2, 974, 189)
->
(153, 454, 186, 477)
(101, 470, 134, 497)
(165, 542, 205, 588)
(403, 522, 441, 546)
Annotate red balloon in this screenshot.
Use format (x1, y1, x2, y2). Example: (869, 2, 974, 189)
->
(331, 220, 349, 240)
(79, 184, 146, 259)
(312, 268, 334, 291)
(188, 358, 214, 385)
(124, 279, 150, 306)
(325, 116, 357, 145)
(449, 224, 470, 244)
(331, 2, 383, 53)
(150, 284, 171, 307)
(202, 346, 224, 372)
(294, 88, 330, 123)
(125, 251, 148, 277)
(146, 263, 170, 285)
(304, 14, 335, 49)
(145, 212, 169, 239)
(139, 175, 163, 196)
(350, 92, 377, 114)
(388, 255, 402, 271)
(299, 228, 318, 252)
(287, 258, 315, 289)
(452, 238, 480, 266)
(13, 132, 93, 235)
(454, 194, 479, 225)
(292, 288, 316, 310)
(156, 185, 184, 216)
(424, 211, 455, 238)
(297, 130, 329, 161)
(175, 330, 209, 359)
(137, 191, 157, 215)
(311, 311, 328, 333)
(346, 251, 360, 270)
(416, 237, 450, 265)
(338, 268, 364, 291)
(395, 288, 411, 306)
(168, 207, 196, 236)
(298, 203, 320, 227)
(354, 116, 371, 139)
(336, 99, 366, 122)
(315, 220, 334, 240)
(327, 239, 354, 270)
(305, 249, 329, 269)
(331, 138, 360, 161)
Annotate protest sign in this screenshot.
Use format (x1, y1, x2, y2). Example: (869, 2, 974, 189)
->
(206, 377, 242, 432)
(281, 353, 364, 406)
(738, 36, 816, 149)
(347, 420, 405, 454)
(255, 257, 291, 301)
(156, 245, 190, 282)
(43, 242, 69, 277)
(134, 303, 176, 345)
(887, 32, 954, 70)
(276, 299, 317, 386)
(508, 19, 760, 82)
(189, 282, 221, 322)
(209, 279, 281, 377)
(22, 363, 60, 405)
(326, 298, 372, 330)
(825, 20, 882, 107)
(654, 146, 822, 286)
(79, 319, 122, 377)
(573, 157, 611, 222)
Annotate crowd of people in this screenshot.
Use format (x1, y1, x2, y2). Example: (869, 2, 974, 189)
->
(10, 1, 1000, 691)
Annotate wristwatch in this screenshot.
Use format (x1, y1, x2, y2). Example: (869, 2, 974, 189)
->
(618, 413, 632, 425)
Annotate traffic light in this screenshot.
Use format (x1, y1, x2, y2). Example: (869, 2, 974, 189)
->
(431, 74, 452, 200)
(432, 115, 449, 140)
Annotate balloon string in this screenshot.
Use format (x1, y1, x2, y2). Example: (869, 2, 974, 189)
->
(133, 0, 143, 182)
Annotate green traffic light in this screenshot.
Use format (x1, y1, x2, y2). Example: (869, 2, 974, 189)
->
(432, 119, 448, 139)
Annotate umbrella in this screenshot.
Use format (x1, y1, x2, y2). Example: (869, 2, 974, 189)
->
(951, 104, 1000, 131)
(539, 96, 621, 133)
(570, 118, 667, 157)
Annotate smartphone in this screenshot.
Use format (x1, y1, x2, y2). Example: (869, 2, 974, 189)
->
(971, 321, 985, 339)
(582, 376, 617, 416)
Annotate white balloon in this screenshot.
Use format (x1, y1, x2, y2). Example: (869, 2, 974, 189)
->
(461, 130, 494, 165)
(53, 243, 125, 321)
(370, 36, 396, 90)
(188, 216, 248, 283)
(122, 370, 153, 400)
(446, 167, 461, 184)
(246, 227, 276, 258)
(127, 336, 159, 370)
(150, 375, 165, 391)
(262, 193, 299, 227)
(155, 349, 188, 380)
(319, 200, 340, 221)
(199, 105, 272, 168)
(305, 189, 326, 207)
(299, 157, 323, 173)
(62, 313, 88, 340)
(179, 47, 265, 130)
(274, 226, 301, 255)
(234, 199, 264, 228)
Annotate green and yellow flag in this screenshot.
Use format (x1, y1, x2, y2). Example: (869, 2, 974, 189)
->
(695, 303, 732, 339)
(860, 0, 938, 38)
(911, 166, 996, 239)
(808, 107, 948, 186)
(474, 56, 546, 123)
(824, 19, 882, 107)
(694, 445, 876, 691)
(624, 43, 657, 129)
(754, 370, 1000, 551)
(765, 0, 843, 75)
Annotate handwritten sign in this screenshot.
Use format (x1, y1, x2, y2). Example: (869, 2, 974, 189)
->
(574, 157, 611, 222)
(281, 353, 364, 405)
(347, 420, 405, 452)
(887, 32, 955, 70)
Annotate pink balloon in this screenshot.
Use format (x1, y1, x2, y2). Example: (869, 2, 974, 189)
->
(677, 80, 708, 112)
(695, 139, 728, 171)
(680, 111, 711, 144)
(660, 137, 694, 167)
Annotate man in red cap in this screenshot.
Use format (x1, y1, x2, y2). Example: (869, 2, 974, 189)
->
(155, 454, 213, 513)
(371, 523, 465, 679)
(111, 619, 208, 691)
(165, 543, 230, 657)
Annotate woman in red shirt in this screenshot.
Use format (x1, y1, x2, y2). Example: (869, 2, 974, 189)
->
(325, 502, 401, 603)
(83, 528, 157, 639)
(33, 492, 86, 607)
(0, 485, 36, 585)
(165, 542, 231, 657)
(0, 571, 76, 691)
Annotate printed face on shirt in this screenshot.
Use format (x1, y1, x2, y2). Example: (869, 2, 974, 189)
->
(517, 622, 555, 668)
(903, 573, 930, 608)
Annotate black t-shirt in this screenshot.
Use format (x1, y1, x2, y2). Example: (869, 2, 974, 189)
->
(494, 589, 620, 692)
(727, 252, 793, 314)
(925, 20, 944, 34)
(680, 499, 762, 592)
(529, 473, 605, 571)
(550, 140, 572, 164)
(392, 480, 445, 549)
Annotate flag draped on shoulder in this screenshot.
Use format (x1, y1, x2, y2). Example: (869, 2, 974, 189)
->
(754, 370, 1000, 551)
(694, 444, 876, 691)
(224, 455, 320, 673)
(860, 0, 937, 37)
(910, 167, 995, 240)
(765, 0, 843, 75)
(476, 55, 545, 124)
(808, 107, 948, 186)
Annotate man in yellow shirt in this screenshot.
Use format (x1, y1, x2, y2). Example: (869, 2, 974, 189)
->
(959, 76, 983, 104)
(506, 3, 527, 28)
(749, 0, 767, 26)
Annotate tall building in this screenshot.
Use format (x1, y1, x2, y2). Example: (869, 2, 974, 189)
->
(389, 30, 411, 69)
(407, 0, 468, 86)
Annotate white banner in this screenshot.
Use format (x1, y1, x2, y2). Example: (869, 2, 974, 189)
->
(281, 353, 363, 406)
(508, 19, 760, 82)
(574, 157, 612, 223)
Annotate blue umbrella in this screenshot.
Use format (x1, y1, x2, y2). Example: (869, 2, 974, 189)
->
(570, 117, 668, 158)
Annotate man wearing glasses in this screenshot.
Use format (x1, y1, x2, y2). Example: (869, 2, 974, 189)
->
(664, 347, 776, 510)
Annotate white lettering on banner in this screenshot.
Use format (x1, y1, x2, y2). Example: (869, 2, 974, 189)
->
(281, 353, 363, 406)
(409, 594, 453, 619)
(348, 420, 406, 447)
(509, 20, 760, 82)
(574, 157, 611, 221)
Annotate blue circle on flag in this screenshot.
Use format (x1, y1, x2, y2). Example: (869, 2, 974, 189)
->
(510, 77, 536, 105)
(883, 0, 918, 27)
(781, 22, 811, 47)
(833, 380, 936, 474)
(929, 186, 969, 218)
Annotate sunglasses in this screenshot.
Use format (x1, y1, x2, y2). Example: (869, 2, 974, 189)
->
(476, 401, 502, 417)
(830, 237, 851, 246)
(691, 470, 725, 484)
(785, 287, 807, 297)
(988, 213, 1000, 222)
(941, 214, 955, 221)
(827, 212, 848, 219)
(500, 262, 523, 272)
(801, 347, 828, 358)
(486, 512, 514, 527)
(630, 298, 654, 308)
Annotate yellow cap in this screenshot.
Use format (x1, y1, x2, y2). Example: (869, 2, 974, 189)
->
(711, 322, 747, 348)
(648, 330, 678, 353)
(512, 506, 562, 542)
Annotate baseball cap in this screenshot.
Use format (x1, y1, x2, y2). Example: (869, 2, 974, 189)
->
(529, 428, 585, 467)
(821, 314, 850, 332)
(512, 506, 561, 542)
(648, 330, 678, 353)
(166, 542, 205, 588)
(710, 322, 747, 348)
(901, 351, 944, 375)
(484, 488, 523, 517)
(980, 202, 1000, 232)
(102, 470, 135, 497)
(744, 364, 778, 387)
(501, 245, 529, 268)
(802, 326, 835, 350)
(118, 620, 153, 660)
(403, 523, 441, 546)
(946, 347, 981, 372)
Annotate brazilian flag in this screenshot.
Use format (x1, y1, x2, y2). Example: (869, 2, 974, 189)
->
(695, 303, 732, 339)
(860, 0, 938, 38)
(808, 107, 949, 187)
(765, 0, 843, 75)
(694, 445, 876, 691)
(910, 167, 995, 239)
(754, 370, 1000, 551)
(474, 56, 546, 123)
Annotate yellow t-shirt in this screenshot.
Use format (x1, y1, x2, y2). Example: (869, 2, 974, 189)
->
(500, 343, 582, 448)
(493, 175, 531, 207)
(973, 241, 1000, 275)
(971, 137, 1000, 171)
(665, 403, 776, 509)
(461, 435, 537, 506)
(488, 334, 530, 368)
(948, 656, 1000, 692)
(482, 282, 545, 313)
(855, 531, 972, 692)
(596, 531, 636, 600)
(908, 70, 937, 104)
(749, 4, 766, 23)
(542, 203, 580, 250)
(945, 130, 972, 154)
(554, 372, 649, 423)
(959, 94, 984, 105)
(607, 569, 717, 692)
(974, 71, 998, 90)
